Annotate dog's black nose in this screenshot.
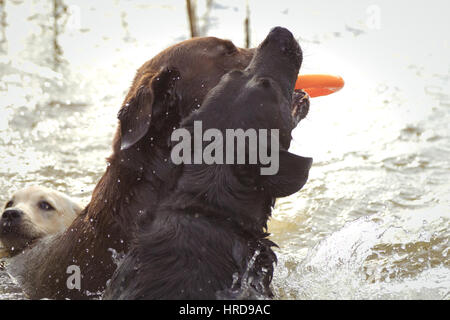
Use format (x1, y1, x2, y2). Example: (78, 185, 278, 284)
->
(267, 27, 295, 47)
(269, 27, 294, 40)
(2, 209, 23, 221)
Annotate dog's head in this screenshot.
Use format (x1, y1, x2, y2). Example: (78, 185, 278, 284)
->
(116, 37, 255, 152)
(0, 186, 82, 254)
(180, 27, 312, 199)
(115, 35, 309, 153)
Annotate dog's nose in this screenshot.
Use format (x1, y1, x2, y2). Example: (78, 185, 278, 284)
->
(2, 209, 23, 221)
(267, 26, 295, 46)
(269, 27, 294, 39)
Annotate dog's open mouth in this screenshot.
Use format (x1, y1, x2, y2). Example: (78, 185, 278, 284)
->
(292, 89, 310, 125)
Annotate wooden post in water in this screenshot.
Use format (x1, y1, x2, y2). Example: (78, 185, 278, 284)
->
(186, 0, 198, 38)
(244, 0, 251, 48)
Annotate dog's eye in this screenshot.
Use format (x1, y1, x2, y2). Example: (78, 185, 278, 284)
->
(223, 41, 238, 56)
(38, 201, 55, 211)
(226, 47, 237, 55)
(5, 201, 13, 209)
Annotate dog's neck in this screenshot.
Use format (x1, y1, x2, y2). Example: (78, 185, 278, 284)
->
(173, 164, 273, 235)
(91, 126, 179, 234)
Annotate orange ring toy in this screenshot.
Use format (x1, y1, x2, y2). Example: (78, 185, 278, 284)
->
(295, 74, 344, 98)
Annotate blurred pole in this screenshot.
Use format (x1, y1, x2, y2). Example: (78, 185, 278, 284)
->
(186, 0, 198, 38)
(244, 0, 250, 48)
(52, 0, 68, 70)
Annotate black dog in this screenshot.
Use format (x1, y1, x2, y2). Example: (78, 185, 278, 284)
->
(103, 27, 312, 300)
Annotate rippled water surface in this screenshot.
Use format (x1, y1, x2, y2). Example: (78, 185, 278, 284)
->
(0, 0, 449, 299)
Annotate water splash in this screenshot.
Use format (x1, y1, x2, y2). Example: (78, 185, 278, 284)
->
(273, 206, 450, 299)
(217, 249, 268, 300)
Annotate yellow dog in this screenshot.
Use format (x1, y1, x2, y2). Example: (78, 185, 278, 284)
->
(0, 186, 82, 257)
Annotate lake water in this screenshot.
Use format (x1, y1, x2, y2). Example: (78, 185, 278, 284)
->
(0, 0, 449, 299)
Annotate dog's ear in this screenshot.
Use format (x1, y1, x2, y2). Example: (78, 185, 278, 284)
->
(262, 150, 312, 198)
(118, 67, 179, 150)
